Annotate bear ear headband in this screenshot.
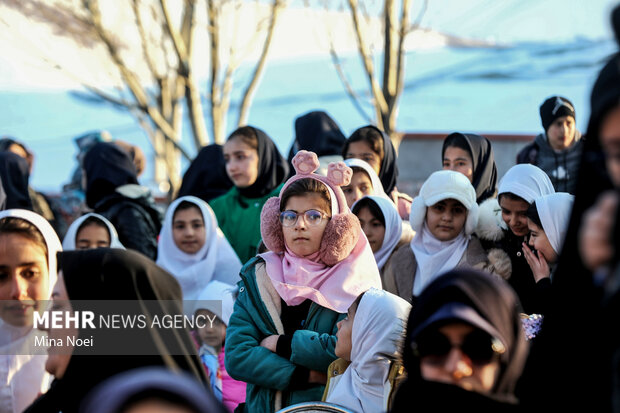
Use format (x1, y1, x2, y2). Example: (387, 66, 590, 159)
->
(260, 150, 360, 265)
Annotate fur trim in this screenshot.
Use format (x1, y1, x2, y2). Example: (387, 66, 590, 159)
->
(486, 248, 512, 280)
(476, 198, 506, 242)
(465, 202, 479, 236)
(255, 262, 284, 333)
(255, 262, 284, 411)
(319, 214, 361, 266)
(260, 197, 285, 252)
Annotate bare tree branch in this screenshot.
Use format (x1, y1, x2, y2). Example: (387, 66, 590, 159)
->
(237, 0, 284, 126)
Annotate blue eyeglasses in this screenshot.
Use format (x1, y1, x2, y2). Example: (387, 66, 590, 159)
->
(279, 210, 330, 227)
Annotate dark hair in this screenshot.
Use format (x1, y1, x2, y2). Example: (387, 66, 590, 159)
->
(77, 216, 111, 237)
(280, 178, 331, 214)
(498, 192, 528, 204)
(0, 217, 48, 263)
(342, 126, 385, 164)
(526, 202, 543, 229)
(172, 201, 203, 222)
(350, 291, 365, 315)
(350, 166, 371, 180)
(226, 126, 259, 151)
(351, 197, 385, 226)
(442, 133, 472, 159)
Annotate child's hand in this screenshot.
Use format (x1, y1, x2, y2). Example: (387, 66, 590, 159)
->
(259, 335, 279, 352)
(522, 242, 550, 282)
(309, 370, 327, 384)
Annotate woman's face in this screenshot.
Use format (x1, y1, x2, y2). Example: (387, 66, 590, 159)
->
(419, 322, 501, 394)
(355, 206, 386, 253)
(499, 196, 530, 237)
(0, 233, 48, 326)
(223, 137, 259, 188)
(76, 223, 111, 250)
(426, 199, 467, 241)
(40, 272, 75, 379)
(442, 146, 474, 183)
(600, 105, 620, 188)
(345, 141, 381, 175)
(335, 302, 357, 361)
(343, 171, 373, 208)
(527, 219, 557, 264)
(281, 193, 330, 257)
(172, 206, 206, 254)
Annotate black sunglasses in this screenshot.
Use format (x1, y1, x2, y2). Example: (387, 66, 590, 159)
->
(411, 328, 506, 365)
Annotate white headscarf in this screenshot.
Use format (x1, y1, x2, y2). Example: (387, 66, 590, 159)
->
(326, 288, 411, 412)
(534, 192, 574, 255)
(157, 196, 241, 303)
(0, 209, 62, 413)
(498, 164, 555, 203)
(411, 224, 469, 297)
(193, 281, 236, 326)
(62, 213, 125, 250)
(352, 195, 403, 270)
(344, 158, 391, 200)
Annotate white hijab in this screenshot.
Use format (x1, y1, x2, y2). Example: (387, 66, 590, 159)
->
(535, 192, 574, 255)
(410, 223, 469, 297)
(344, 158, 391, 200)
(62, 213, 125, 250)
(353, 195, 403, 270)
(157, 196, 241, 303)
(498, 164, 555, 203)
(0, 209, 62, 413)
(326, 288, 411, 412)
(193, 281, 236, 326)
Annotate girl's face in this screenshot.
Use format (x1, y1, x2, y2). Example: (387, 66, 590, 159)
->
(343, 171, 373, 208)
(335, 302, 357, 361)
(442, 146, 474, 183)
(345, 141, 381, 175)
(40, 272, 74, 379)
(527, 219, 557, 264)
(195, 309, 226, 353)
(499, 196, 530, 237)
(76, 223, 110, 250)
(172, 206, 206, 255)
(426, 199, 467, 241)
(223, 137, 259, 188)
(0, 233, 48, 326)
(281, 193, 330, 257)
(419, 322, 501, 394)
(356, 206, 386, 253)
(600, 105, 620, 188)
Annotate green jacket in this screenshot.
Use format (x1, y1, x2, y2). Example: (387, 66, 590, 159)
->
(209, 185, 283, 264)
(225, 257, 344, 412)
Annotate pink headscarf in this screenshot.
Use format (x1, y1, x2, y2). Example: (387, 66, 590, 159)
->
(259, 151, 381, 313)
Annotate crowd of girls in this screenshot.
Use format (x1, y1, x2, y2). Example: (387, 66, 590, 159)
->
(2, 8, 620, 411)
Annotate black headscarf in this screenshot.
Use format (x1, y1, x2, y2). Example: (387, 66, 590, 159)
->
(233, 126, 288, 199)
(287, 110, 346, 162)
(24, 248, 207, 413)
(83, 142, 139, 208)
(177, 144, 233, 202)
(442, 132, 498, 203)
(0, 151, 33, 210)
(344, 125, 399, 194)
(517, 7, 620, 412)
(392, 269, 528, 410)
(80, 367, 226, 413)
